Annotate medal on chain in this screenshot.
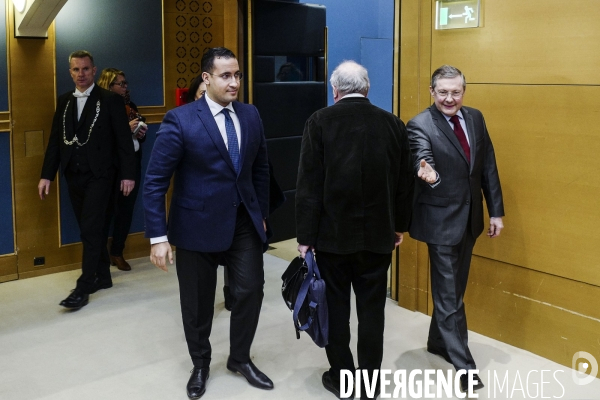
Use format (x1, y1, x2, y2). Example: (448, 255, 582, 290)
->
(62, 99, 101, 146)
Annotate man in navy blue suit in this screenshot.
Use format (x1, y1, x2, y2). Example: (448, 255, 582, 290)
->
(143, 47, 272, 399)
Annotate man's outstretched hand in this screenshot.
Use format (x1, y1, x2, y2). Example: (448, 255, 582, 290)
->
(418, 160, 437, 184)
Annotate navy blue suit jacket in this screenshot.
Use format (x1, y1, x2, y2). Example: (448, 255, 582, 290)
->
(143, 95, 270, 252)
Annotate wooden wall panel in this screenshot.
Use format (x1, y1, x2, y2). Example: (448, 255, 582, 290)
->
(398, 0, 433, 315)
(466, 256, 600, 369)
(468, 85, 600, 286)
(164, 0, 225, 110)
(398, 0, 600, 370)
(0, 255, 17, 283)
(8, 14, 85, 276)
(431, 1, 600, 85)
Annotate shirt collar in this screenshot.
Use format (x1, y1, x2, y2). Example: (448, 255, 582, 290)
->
(443, 109, 464, 122)
(74, 83, 95, 97)
(340, 93, 366, 100)
(205, 93, 235, 117)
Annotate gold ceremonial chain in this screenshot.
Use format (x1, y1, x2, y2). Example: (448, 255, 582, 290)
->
(62, 100, 101, 146)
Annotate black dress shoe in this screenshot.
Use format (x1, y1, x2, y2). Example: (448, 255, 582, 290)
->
(322, 371, 355, 399)
(460, 373, 484, 392)
(59, 289, 89, 310)
(186, 367, 209, 399)
(426, 345, 452, 364)
(89, 280, 113, 294)
(322, 371, 341, 398)
(226, 357, 273, 389)
(223, 285, 235, 311)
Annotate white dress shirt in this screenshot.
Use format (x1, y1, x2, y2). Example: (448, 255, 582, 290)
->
(204, 93, 241, 152)
(73, 83, 95, 120)
(443, 110, 470, 146)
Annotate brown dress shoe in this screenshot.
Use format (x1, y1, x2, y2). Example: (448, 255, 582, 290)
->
(110, 255, 131, 271)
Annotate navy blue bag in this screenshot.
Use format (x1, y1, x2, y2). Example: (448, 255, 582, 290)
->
(281, 250, 328, 347)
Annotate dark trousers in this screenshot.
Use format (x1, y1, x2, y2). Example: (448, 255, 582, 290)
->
(175, 205, 265, 368)
(110, 154, 141, 256)
(318, 250, 391, 385)
(427, 227, 477, 371)
(64, 169, 115, 293)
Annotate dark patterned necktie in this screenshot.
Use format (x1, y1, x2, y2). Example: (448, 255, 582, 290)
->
(221, 108, 240, 172)
(450, 115, 470, 163)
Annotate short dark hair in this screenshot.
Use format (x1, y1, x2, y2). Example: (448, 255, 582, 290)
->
(187, 74, 204, 103)
(201, 47, 236, 73)
(69, 50, 94, 66)
(431, 65, 466, 90)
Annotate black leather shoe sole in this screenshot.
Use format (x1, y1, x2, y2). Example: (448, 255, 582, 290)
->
(226, 358, 274, 390)
(59, 292, 89, 310)
(322, 371, 341, 398)
(59, 299, 89, 310)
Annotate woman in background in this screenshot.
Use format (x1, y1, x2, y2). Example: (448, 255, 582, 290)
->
(187, 74, 207, 103)
(98, 68, 148, 271)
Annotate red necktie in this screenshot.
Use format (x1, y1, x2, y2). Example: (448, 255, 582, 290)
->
(450, 115, 470, 163)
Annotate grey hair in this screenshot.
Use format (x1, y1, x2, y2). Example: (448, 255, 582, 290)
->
(431, 65, 466, 90)
(330, 60, 370, 96)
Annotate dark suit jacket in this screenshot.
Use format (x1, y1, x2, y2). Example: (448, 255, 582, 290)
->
(407, 105, 504, 246)
(143, 95, 270, 252)
(41, 85, 136, 181)
(296, 97, 414, 255)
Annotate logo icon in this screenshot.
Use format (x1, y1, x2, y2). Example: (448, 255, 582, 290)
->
(572, 351, 598, 385)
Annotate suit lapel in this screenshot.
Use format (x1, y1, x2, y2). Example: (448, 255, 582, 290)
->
(65, 95, 76, 139)
(196, 97, 237, 173)
(462, 107, 477, 171)
(429, 105, 469, 166)
(232, 102, 247, 170)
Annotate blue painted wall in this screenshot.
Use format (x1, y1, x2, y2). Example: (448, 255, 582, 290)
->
(299, 0, 394, 108)
(1, 0, 8, 111)
(361, 38, 393, 113)
(0, 132, 14, 254)
(1, 1, 14, 255)
(55, 0, 163, 244)
(55, 0, 163, 106)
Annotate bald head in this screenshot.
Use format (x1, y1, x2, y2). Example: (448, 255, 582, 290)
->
(330, 60, 370, 102)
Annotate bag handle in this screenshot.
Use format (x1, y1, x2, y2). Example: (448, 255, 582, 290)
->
(304, 249, 321, 279)
(292, 249, 319, 335)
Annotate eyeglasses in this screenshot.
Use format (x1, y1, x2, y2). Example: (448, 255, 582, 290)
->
(208, 72, 243, 81)
(112, 80, 128, 87)
(434, 90, 463, 99)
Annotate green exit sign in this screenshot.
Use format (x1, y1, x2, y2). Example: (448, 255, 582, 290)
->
(436, 0, 481, 30)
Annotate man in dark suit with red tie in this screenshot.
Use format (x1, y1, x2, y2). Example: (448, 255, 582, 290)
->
(144, 47, 272, 399)
(407, 65, 505, 393)
(38, 50, 135, 310)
